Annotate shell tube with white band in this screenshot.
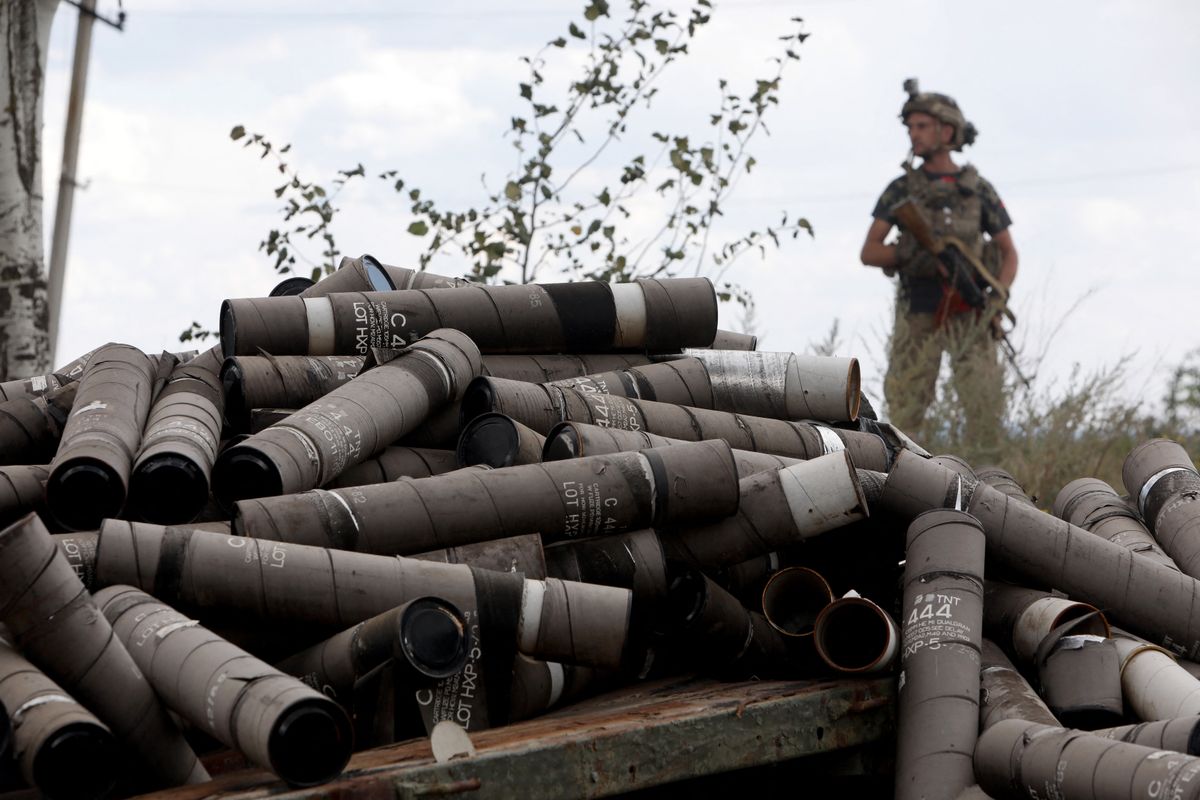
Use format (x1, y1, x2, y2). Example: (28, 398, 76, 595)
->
(92, 521, 634, 671)
(45, 344, 161, 531)
(1054, 476, 1179, 572)
(878, 449, 1200, 661)
(812, 594, 899, 675)
(456, 412, 546, 468)
(463, 377, 892, 471)
(679, 349, 861, 422)
(982, 583, 1110, 665)
(978, 638, 1059, 730)
(0, 514, 207, 789)
(895, 509, 985, 800)
(541, 420, 803, 478)
(0, 636, 117, 800)
(0, 384, 76, 467)
(128, 345, 225, 524)
(95, 586, 353, 788)
(212, 328, 482, 507)
(1091, 716, 1200, 755)
(1122, 439, 1200, 579)
(1112, 636, 1200, 721)
(232, 440, 739, 555)
(220, 277, 717, 357)
(220, 354, 366, 432)
(975, 719, 1200, 800)
(660, 450, 868, 570)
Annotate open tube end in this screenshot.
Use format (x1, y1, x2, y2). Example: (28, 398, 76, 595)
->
(130, 455, 208, 525)
(761, 567, 833, 637)
(459, 376, 497, 429)
(400, 598, 469, 678)
(541, 422, 581, 461)
(211, 447, 283, 509)
(46, 460, 125, 532)
(456, 413, 520, 468)
(219, 357, 251, 431)
(219, 300, 238, 358)
(360, 255, 398, 291)
(269, 276, 315, 297)
(268, 699, 354, 788)
(814, 599, 893, 673)
(33, 723, 118, 800)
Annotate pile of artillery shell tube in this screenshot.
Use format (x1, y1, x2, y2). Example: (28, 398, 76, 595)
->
(3, 256, 1199, 798)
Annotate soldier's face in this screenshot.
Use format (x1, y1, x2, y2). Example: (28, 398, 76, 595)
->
(906, 113, 951, 156)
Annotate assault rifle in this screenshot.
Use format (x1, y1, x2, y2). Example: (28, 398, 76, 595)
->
(890, 197, 1032, 388)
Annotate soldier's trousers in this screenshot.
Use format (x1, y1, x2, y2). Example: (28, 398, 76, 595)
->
(883, 306, 1005, 452)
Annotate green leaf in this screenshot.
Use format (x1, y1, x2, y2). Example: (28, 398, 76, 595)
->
(230, 125, 246, 141)
(569, 22, 586, 39)
(583, 1, 610, 22)
(407, 221, 429, 236)
(504, 181, 522, 202)
(519, 83, 532, 100)
(550, 37, 567, 47)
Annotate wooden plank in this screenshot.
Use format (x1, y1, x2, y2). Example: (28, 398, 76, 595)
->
(136, 675, 894, 799)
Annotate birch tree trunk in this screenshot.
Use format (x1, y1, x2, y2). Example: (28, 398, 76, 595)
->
(0, 0, 57, 379)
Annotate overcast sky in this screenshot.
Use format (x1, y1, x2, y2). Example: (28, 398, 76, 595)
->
(40, 0, 1200, 413)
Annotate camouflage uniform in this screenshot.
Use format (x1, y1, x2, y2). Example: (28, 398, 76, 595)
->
(872, 166, 1013, 444)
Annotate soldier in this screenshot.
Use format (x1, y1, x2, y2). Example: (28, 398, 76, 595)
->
(860, 80, 1018, 451)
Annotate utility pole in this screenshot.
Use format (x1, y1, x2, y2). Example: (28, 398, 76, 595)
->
(47, 0, 97, 366)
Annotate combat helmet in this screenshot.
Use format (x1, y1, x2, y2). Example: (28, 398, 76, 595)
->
(900, 78, 977, 151)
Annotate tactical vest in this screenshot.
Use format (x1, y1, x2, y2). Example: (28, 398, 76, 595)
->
(896, 165, 984, 281)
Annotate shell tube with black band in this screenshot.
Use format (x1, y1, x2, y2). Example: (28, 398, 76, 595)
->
(878, 449, 1200, 661)
(1091, 716, 1200, 755)
(221, 354, 366, 432)
(1122, 438, 1200, 579)
(212, 328, 482, 506)
(975, 719, 1200, 800)
(0, 514, 207, 788)
(0, 465, 49, 528)
(658, 565, 791, 679)
(129, 345, 225, 524)
(456, 412, 545, 468)
(978, 638, 1059, 730)
(982, 582, 1110, 666)
(658, 451, 868, 570)
(1054, 476, 1179, 572)
(894, 509, 985, 800)
(92, 521, 634, 672)
(541, 420, 801, 478)
(1111, 636, 1200, 721)
(232, 440, 740, 555)
(0, 633, 117, 800)
(45, 344, 162, 531)
(326, 446, 460, 488)
(542, 352, 860, 423)
(0, 384, 76, 467)
(220, 277, 718, 357)
(95, 586, 354, 788)
(467, 376, 891, 469)
(813, 593, 899, 675)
